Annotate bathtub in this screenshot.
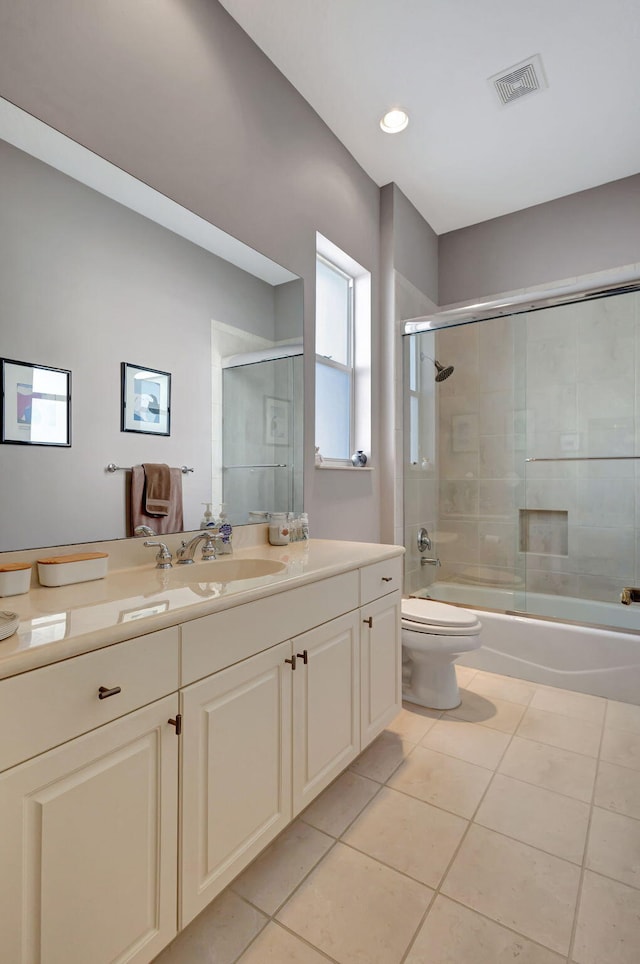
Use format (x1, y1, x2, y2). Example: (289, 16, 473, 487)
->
(414, 582, 640, 704)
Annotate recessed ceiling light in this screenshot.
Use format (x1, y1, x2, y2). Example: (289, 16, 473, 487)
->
(380, 109, 409, 134)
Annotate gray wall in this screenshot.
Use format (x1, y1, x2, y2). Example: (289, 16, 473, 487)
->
(439, 173, 640, 305)
(386, 185, 439, 306)
(0, 140, 278, 551)
(0, 0, 382, 542)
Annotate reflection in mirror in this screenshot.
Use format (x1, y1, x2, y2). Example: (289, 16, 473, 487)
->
(0, 100, 303, 551)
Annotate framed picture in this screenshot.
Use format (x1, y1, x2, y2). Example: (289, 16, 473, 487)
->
(264, 395, 290, 446)
(121, 362, 171, 436)
(451, 413, 478, 453)
(1, 358, 71, 446)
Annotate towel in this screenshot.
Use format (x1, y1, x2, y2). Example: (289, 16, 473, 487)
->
(130, 465, 184, 535)
(142, 462, 171, 516)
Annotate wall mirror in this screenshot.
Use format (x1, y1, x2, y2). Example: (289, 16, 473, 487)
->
(0, 99, 303, 551)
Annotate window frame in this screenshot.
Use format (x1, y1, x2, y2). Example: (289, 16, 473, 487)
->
(315, 253, 356, 464)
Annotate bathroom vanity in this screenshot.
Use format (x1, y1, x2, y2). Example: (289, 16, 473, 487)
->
(0, 537, 403, 964)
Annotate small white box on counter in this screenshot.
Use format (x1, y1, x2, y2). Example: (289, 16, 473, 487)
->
(37, 552, 109, 587)
(0, 563, 32, 597)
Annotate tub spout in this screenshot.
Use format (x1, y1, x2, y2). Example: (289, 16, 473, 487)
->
(420, 557, 441, 567)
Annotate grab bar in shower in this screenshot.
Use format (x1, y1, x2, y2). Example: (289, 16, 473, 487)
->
(526, 456, 640, 462)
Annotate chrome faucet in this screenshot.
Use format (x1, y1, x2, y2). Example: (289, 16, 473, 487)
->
(420, 557, 441, 567)
(144, 540, 173, 569)
(134, 525, 156, 537)
(176, 531, 223, 565)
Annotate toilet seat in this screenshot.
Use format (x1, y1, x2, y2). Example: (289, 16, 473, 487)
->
(401, 598, 481, 636)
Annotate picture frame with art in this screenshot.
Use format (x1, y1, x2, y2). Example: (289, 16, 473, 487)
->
(121, 362, 171, 436)
(264, 395, 290, 446)
(1, 357, 71, 446)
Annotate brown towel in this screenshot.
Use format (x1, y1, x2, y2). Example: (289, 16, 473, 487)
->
(130, 465, 184, 535)
(142, 462, 171, 516)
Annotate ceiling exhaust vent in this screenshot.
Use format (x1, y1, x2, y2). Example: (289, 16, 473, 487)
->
(489, 54, 548, 106)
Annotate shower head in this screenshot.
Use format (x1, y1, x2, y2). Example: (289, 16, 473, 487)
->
(420, 352, 454, 382)
(434, 360, 454, 382)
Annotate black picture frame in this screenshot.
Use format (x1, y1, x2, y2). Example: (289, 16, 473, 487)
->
(121, 362, 171, 436)
(1, 357, 71, 447)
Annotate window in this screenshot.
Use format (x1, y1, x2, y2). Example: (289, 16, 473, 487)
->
(315, 235, 371, 465)
(315, 256, 354, 460)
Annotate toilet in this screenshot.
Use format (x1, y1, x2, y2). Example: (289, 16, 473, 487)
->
(401, 597, 482, 710)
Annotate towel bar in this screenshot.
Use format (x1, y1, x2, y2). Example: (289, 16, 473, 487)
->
(106, 463, 194, 474)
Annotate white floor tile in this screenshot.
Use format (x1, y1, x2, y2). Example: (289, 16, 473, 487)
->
(153, 890, 266, 964)
(447, 688, 526, 734)
(572, 871, 640, 964)
(499, 736, 597, 802)
(342, 786, 467, 888)
(300, 770, 379, 838)
(516, 707, 602, 758)
(475, 773, 590, 863)
(467, 670, 536, 707)
(231, 821, 333, 916)
(442, 825, 581, 955)
(530, 686, 606, 725)
(585, 806, 640, 889)
(421, 718, 511, 769)
(276, 843, 433, 964)
(349, 732, 415, 783)
(388, 744, 493, 818)
(406, 895, 565, 964)
(594, 761, 640, 820)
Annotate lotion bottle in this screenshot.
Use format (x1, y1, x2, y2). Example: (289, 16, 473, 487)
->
(200, 503, 214, 529)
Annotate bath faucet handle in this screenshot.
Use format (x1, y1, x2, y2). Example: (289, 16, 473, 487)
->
(144, 540, 173, 569)
(620, 586, 640, 605)
(417, 527, 432, 553)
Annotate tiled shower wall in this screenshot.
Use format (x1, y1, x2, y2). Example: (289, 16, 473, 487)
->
(429, 289, 640, 604)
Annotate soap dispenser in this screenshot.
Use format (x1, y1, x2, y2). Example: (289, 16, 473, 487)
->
(200, 503, 216, 529)
(217, 502, 233, 553)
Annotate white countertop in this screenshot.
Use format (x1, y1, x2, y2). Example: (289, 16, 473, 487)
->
(0, 539, 404, 680)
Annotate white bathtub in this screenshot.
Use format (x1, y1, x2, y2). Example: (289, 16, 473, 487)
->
(416, 582, 640, 704)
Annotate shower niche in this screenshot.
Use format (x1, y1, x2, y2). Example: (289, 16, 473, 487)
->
(519, 509, 568, 556)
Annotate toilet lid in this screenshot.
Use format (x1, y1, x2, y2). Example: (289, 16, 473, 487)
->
(402, 597, 480, 631)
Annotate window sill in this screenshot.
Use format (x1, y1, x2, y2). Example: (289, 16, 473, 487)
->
(315, 463, 374, 471)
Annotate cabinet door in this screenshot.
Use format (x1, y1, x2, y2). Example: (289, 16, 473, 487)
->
(361, 591, 402, 748)
(0, 695, 179, 964)
(292, 611, 360, 816)
(180, 640, 292, 927)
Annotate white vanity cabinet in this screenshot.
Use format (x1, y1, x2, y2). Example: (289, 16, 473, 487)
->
(0, 545, 404, 964)
(0, 627, 180, 964)
(360, 590, 402, 746)
(180, 607, 362, 927)
(291, 610, 360, 815)
(180, 639, 293, 927)
(178, 572, 361, 925)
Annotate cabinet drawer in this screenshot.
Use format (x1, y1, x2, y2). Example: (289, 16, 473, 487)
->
(181, 570, 359, 684)
(0, 627, 179, 772)
(360, 556, 403, 606)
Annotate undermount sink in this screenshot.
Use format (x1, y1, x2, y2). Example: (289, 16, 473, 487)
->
(173, 558, 287, 584)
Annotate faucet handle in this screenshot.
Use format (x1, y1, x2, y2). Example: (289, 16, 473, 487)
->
(201, 532, 223, 560)
(144, 540, 173, 569)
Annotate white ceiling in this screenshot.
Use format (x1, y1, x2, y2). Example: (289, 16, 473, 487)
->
(219, 0, 640, 234)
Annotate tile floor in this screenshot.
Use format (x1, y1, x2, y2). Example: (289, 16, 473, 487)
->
(154, 666, 640, 964)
